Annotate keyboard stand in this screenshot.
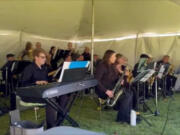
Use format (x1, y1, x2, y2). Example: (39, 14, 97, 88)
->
(45, 93, 79, 127)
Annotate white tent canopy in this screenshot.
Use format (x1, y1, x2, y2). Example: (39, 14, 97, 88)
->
(0, 0, 180, 67)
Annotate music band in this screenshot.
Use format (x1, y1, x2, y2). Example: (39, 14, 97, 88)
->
(0, 41, 178, 129)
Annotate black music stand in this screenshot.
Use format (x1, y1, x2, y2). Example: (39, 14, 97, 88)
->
(132, 70, 154, 126)
(45, 68, 88, 127)
(140, 70, 157, 116)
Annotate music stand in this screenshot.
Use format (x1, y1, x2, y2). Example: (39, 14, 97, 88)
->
(12, 61, 32, 75)
(132, 70, 154, 110)
(132, 69, 156, 126)
(156, 64, 169, 98)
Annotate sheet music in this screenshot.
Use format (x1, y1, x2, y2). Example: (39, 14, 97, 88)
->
(53, 49, 58, 60)
(11, 61, 16, 72)
(157, 65, 165, 79)
(53, 66, 62, 78)
(154, 62, 157, 70)
(58, 62, 70, 82)
(140, 69, 155, 82)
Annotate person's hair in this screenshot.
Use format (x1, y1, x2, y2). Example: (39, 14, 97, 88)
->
(33, 48, 47, 58)
(25, 42, 32, 51)
(163, 55, 170, 59)
(115, 53, 123, 64)
(102, 50, 115, 65)
(6, 53, 15, 58)
(22, 42, 33, 58)
(140, 53, 149, 59)
(49, 46, 55, 55)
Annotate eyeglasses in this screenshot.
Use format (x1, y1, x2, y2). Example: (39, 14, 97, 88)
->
(39, 55, 46, 59)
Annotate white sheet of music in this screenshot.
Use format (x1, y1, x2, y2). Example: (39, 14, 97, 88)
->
(58, 62, 70, 82)
(140, 69, 155, 82)
(157, 65, 165, 79)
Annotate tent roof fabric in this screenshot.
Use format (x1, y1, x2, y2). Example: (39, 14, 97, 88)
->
(0, 0, 180, 40)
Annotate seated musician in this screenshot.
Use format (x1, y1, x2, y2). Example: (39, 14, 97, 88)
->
(1, 54, 17, 110)
(67, 42, 75, 56)
(21, 48, 69, 129)
(82, 47, 91, 61)
(132, 54, 149, 77)
(20, 42, 34, 61)
(21, 49, 48, 86)
(93, 54, 101, 67)
(157, 55, 175, 96)
(48, 46, 57, 70)
(1, 53, 16, 82)
(35, 42, 42, 49)
(132, 54, 153, 98)
(95, 50, 134, 124)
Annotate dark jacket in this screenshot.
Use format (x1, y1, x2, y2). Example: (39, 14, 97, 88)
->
(95, 62, 119, 99)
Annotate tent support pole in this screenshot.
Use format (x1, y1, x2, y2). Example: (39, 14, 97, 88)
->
(91, 0, 95, 75)
(134, 33, 139, 65)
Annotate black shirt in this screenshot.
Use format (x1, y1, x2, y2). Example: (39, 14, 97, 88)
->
(21, 63, 48, 86)
(95, 62, 119, 99)
(82, 52, 91, 61)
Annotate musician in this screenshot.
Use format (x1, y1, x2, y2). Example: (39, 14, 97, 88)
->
(113, 54, 137, 122)
(93, 54, 101, 67)
(132, 54, 152, 100)
(21, 48, 68, 128)
(132, 54, 149, 77)
(35, 42, 42, 49)
(156, 55, 175, 96)
(1, 54, 16, 81)
(95, 50, 134, 124)
(20, 42, 34, 61)
(82, 47, 91, 61)
(1, 53, 16, 101)
(48, 46, 57, 70)
(21, 48, 48, 86)
(67, 42, 75, 55)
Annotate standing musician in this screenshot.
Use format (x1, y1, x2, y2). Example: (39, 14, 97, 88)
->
(95, 50, 134, 124)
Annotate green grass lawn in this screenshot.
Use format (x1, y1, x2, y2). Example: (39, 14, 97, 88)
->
(0, 93, 180, 135)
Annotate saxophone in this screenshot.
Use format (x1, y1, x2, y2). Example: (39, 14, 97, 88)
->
(167, 64, 174, 76)
(106, 70, 126, 107)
